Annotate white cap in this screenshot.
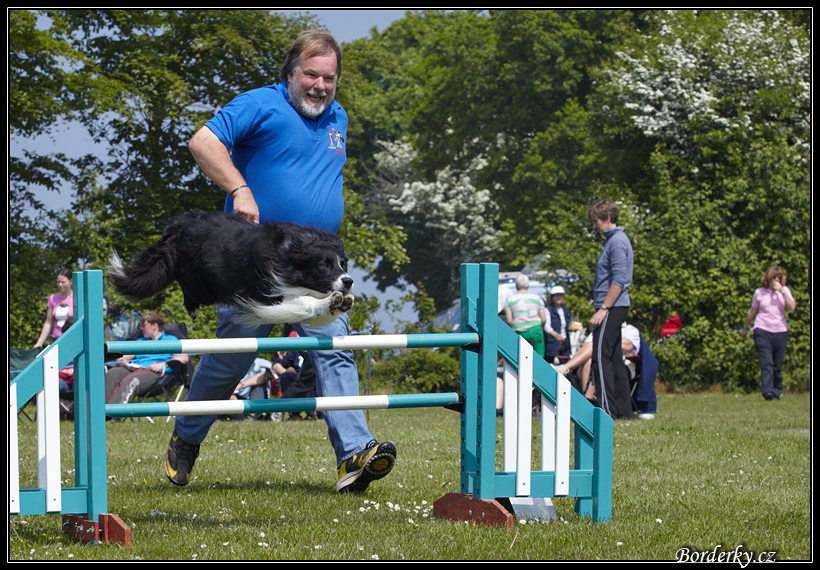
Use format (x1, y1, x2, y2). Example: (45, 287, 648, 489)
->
(550, 286, 566, 295)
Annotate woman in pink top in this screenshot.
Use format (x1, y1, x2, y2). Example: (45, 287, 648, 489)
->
(741, 265, 796, 400)
(33, 268, 74, 349)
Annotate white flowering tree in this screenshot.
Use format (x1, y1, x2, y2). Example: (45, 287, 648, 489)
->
(371, 138, 501, 307)
(605, 10, 810, 159)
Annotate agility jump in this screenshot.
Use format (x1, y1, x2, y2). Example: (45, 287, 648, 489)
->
(9, 263, 613, 544)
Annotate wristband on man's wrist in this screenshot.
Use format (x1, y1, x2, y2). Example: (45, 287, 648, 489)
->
(230, 184, 249, 196)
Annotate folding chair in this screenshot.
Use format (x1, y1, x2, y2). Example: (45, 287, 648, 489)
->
(10, 347, 43, 421)
(10, 347, 43, 382)
(625, 354, 643, 412)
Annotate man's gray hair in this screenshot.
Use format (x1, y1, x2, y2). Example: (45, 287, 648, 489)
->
(279, 29, 342, 83)
(515, 274, 530, 290)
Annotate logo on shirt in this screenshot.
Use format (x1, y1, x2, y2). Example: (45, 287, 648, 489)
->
(54, 304, 71, 330)
(328, 128, 345, 155)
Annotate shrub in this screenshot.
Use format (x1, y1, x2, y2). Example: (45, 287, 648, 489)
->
(369, 347, 461, 394)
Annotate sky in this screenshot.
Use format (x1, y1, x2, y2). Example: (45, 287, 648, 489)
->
(279, 9, 408, 43)
(13, 9, 420, 329)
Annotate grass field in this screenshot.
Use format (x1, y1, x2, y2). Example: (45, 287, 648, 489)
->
(9, 392, 811, 561)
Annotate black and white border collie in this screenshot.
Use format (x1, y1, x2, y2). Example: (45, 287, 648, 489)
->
(108, 209, 354, 328)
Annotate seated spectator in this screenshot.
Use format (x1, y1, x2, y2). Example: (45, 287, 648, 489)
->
(232, 357, 274, 402)
(268, 328, 313, 421)
(280, 351, 317, 421)
(229, 329, 308, 422)
(555, 323, 640, 404)
(630, 333, 659, 420)
(105, 312, 188, 408)
(229, 357, 274, 421)
(272, 350, 302, 399)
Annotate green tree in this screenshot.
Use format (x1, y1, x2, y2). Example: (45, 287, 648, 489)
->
(346, 10, 646, 309)
(591, 10, 810, 390)
(492, 10, 811, 391)
(623, 11, 808, 391)
(639, 141, 810, 390)
(9, 9, 97, 347)
(11, 9, 811, 394)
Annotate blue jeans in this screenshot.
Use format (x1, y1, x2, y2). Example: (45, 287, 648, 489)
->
(174, 304, 375, 467)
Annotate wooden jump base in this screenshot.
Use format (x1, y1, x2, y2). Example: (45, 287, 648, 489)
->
(9, 264, 613, 545)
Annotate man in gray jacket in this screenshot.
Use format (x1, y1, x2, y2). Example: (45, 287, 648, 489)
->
(588, 199, 634, 419)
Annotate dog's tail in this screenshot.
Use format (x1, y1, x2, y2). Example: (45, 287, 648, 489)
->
(107, 235, 178, 302)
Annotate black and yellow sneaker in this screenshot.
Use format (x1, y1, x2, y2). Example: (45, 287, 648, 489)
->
(165, 430, 200, 486)
(336, 441, 396, 494)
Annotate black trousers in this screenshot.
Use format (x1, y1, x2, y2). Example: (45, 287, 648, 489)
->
(591, 307, 633, 419)
(105, 367, 161, 404)
(752, 329, 788, 398)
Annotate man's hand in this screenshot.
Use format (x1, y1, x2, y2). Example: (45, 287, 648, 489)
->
(590, 308, 608, 329)
(232, 187, 260, 224)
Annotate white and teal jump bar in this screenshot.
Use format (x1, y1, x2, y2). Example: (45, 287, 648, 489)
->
(107, 392, 462, 419)
(104, 333, 474, 418)
(106, 332, 479, 356)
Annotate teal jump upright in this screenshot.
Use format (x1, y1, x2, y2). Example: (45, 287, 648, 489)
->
(8, 270, 130, 544)
(433, 263, 613, 527)
(9, 265, 612, 544)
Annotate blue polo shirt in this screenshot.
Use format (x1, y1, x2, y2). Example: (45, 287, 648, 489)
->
(205, 82, 348, 232)
(133, 333, 179, 375)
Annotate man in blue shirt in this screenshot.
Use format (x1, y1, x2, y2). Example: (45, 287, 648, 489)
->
(588, 199, 634, 419)
(165, 30, 396, 493)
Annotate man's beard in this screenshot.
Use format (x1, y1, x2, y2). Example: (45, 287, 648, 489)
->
(288, 80, 335, 120)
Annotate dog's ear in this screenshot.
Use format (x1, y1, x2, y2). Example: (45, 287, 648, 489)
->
(268, 224, 296, 249)
(268, 224, 317, 259)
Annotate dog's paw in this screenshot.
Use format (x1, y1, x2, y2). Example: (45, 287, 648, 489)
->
(339, 293, 354, 313)
(328, 292, 354, 313)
